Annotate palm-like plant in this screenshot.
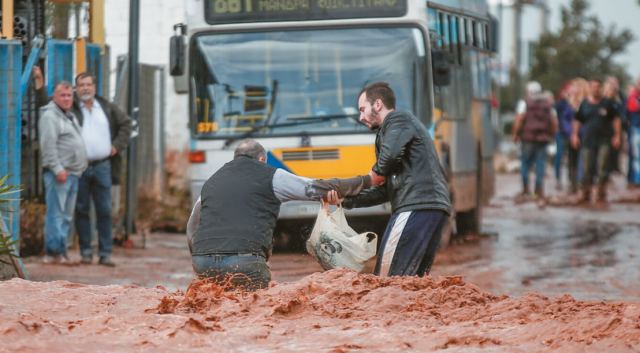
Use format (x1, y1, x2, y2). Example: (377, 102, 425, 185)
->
(0, 175, 21, 257)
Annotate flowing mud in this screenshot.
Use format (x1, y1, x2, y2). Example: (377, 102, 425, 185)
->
(1, 270, 639, 353)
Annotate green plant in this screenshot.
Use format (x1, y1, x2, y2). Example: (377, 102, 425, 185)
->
(0, 175, 22, 258)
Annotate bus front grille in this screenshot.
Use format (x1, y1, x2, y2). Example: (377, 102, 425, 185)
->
(282, 149, 340, 161)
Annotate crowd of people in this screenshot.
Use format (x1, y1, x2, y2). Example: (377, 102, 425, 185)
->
(513, 76, 640, 207)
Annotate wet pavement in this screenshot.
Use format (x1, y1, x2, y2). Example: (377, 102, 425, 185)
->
(22, 172, 640, 301)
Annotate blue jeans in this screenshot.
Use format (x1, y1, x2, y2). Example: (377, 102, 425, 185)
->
(75, 160, 113, 259)
(192, 254, 270, 291)
(521, 141, 548, 194)
(43, 170, 79, 257)
(630, 126, 640, 184)
(554, 133, 568, 181)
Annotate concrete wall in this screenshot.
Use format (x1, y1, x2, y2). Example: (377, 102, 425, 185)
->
(105, 0, 188, 152)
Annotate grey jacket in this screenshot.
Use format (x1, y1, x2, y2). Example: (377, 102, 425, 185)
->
(38, 101, 88, 176)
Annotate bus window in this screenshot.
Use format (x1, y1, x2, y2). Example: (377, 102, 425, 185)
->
(460, 17, 467, 47)
(439, 12, 449, 50)
(477, 22, 486, 49)
(484, 23, 490, 51)
(452, 16, 462, 65)
(427, 8, 438, 35)
(472, 20, 478, 48)
(448, 15, 456, 54)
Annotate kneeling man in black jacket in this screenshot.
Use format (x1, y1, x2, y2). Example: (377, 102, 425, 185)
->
(187, 139, 372, 290)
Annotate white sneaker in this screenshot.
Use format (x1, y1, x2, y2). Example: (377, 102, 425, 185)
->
(42, 255, 55, 264)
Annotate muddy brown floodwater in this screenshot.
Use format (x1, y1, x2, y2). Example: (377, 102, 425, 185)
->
(3, 173, 640, 352)
(1, 270, 639, 353)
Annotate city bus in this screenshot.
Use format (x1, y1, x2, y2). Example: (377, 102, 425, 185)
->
(170, 0, 498, 246)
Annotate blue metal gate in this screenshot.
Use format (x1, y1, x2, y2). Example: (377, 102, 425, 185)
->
(0, 40, 23, 245)
(46, 39, 74, 96)
(86, 43, 104, 96)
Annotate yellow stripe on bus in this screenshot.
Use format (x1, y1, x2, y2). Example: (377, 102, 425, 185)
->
(272, 145, 375, 179)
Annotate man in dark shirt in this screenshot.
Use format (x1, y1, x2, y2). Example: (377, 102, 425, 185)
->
(571, 79, 622, 204)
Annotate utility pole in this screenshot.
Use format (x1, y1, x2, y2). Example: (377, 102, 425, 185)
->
(125, 0, 140, 239)
(512, 0, 523, 100)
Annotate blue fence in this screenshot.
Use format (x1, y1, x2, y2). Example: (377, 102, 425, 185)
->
(0, 40, 23, 245)
(86, 43, 104, 96)
(46, 39, 74, 96)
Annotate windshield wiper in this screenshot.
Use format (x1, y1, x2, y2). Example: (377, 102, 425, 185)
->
(222, 113, 359, 149)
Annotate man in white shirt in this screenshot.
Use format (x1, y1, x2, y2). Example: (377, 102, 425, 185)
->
(73, 73, 132, 267)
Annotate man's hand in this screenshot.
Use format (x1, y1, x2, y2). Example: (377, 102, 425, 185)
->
(369, 170, 386, 186)
(571, 134, 580, 150)
(56, 170, 68, 184)
(324, 190, 344, 205)
(612, 134, 621, 150)
(33, 66, 44, 90)
(110, 146, 118, 156)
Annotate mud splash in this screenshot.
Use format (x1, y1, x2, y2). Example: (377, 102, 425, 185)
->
(1, 270, 639, 352)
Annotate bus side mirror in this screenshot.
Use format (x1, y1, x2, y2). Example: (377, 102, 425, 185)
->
(432, 51, 451, 87)
(170, 24, 186, 76)
(489, 15, 499, 53)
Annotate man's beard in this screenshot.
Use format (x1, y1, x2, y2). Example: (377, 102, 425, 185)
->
(79, 94, 94, 102)
(368, 110, 380, 130)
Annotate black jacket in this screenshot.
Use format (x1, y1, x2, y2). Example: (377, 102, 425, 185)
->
(37, 88, 133, 184)
(192, 157, 280, 257)
(344, 110, 451, 214)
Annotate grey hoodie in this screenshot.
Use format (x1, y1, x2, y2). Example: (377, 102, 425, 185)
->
(38, 101, 88, 176)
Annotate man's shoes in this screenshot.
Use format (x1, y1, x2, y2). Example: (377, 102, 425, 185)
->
(57, 255, 70, 264)
(80, 256, 92, 264)
(42, 255, 55, 264)
(99, 257, 116, 267)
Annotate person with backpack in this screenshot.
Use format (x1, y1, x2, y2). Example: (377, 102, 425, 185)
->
(512, 81, 558, 204)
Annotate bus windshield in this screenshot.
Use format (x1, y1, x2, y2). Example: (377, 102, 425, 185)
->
(190, 27, 428, 138)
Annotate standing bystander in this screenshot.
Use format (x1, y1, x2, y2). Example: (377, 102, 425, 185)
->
(553, 82, 576, 192)
(38, 82, 88, 263)
(571, 79, 623, 204)
(626, 78, 640, 186)
(72, 73, 132, 266)
(512, 81, 558, 204)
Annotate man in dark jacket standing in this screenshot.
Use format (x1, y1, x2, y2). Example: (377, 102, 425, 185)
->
(330, 82, 451, 278)
(72, 72, 132, 266)
(187, 139, 373, 290)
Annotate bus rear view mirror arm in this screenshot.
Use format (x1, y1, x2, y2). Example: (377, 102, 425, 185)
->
(170, 23, 187, 76)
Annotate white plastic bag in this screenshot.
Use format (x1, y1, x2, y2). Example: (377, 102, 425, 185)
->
(306, 205, 378, 272)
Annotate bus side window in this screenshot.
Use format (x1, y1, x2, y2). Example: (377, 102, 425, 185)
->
(439, 12, 449, 50)
(472, 20, 478, 48)
(453, 16, 462, 65)
(484, 23, 490, 51)
(465, 18, 472, 47)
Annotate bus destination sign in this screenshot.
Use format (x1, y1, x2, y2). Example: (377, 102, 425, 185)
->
(205, 0, 407, 24)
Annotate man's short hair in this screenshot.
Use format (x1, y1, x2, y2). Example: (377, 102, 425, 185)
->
(234, 139, 266, 160)
(525, 81, 542, 96)
(75, 72, 97, 85)
(54, 80, 73, 91)
(359, 82, 396, 110)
